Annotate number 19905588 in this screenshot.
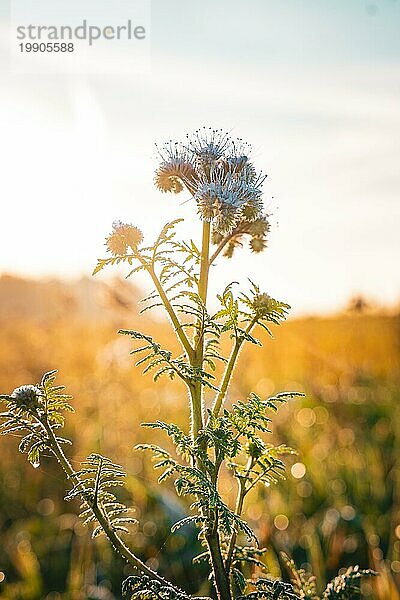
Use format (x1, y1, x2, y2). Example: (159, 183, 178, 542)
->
(19, 42, 74, 52)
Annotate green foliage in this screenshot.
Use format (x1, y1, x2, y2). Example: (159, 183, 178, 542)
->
(1, 371, 137, 548)
(66, 453, 137, 538)
(0, 370, 73, 467)
(159, 237, 201, 291)
(322, 567, 376, 600)
(282, 554, 376, 600)
(136, 432, 256, 543)
(92, 252, 138, 276)
(240, 281, 290, 338)
(208, 393, 298, 493)
(214, 281, 289, 344)
(228, 392, 301, 439)
(282, 554, 319, 600)
(119, 329, 218, 389)
(238, 578, 300, 600)
(122, 574, 191, 600)
(93, 219, 192, 285)
(231, 546, 270, 593)
(136, 389, 299, 578)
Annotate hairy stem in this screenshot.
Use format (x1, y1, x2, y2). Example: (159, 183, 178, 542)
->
(198, 220, 211, 303)
(210, 318, 257, 420)
(225, 457, 254, 573)
(146, 263, 194, 361)
(225, 485, 245, 573)
(209, 222, 249, 267)
(211, 340, 241, 418)
(40, 417, 181, 591)
(190, 220, 211, 439)
(206, 531, 233, 600)
(189, 220, 232, 600)
(209, 232, 234, 266)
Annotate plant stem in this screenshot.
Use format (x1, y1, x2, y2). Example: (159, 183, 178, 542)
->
(225, 457, 254, 573)
(198, 220, 211, 303)
(147, 263, 194, 361)
(40, 418, 182, 591)
(208, 233, 234, 266)
(225, 484, 245, 572)
(208, 222, 248, 267)
(190, 220, 211, 439)
(210, 317, 257, 420)
(206, 531, 233, 600)
(212, 339, 241, 418)
(189, 220, 232, 600)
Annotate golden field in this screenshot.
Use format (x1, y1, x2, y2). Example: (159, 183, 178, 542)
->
(0, 275, 399, 599)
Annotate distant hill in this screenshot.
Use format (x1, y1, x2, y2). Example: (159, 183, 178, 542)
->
(0, 274, 141, 320)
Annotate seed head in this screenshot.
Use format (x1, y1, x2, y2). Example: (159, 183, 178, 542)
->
(247, 216, 270, 237)
(11, 385, 41, 412)
(250, 237, 267, 253)
(105, 221, 143, 256)
(154, 162, 197, 194)
(251, 292, 273, 317)
(154, 141, 197, 193)
(211, 230, 224, 245)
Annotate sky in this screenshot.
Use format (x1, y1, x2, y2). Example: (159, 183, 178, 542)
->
(0, 0, 399, 315)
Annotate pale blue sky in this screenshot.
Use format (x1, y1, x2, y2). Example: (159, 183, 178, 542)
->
(0, 0, 399, 314)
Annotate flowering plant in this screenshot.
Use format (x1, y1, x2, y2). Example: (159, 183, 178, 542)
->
(1, 129, 374, 600)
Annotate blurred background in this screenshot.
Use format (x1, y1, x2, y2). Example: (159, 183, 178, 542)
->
(0, 0, 399, 599)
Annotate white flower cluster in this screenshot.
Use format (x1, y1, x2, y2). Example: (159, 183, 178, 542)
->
(155, 128, 267, 235)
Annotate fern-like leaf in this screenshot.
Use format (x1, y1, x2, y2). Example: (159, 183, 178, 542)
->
(282, 553, 319, 600)
(322, 566, 376, 599)
(122, 574, 191, 600)
(66, 453, 137, 538)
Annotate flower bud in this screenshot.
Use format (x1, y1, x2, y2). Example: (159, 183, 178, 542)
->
(11, 385, 41, 412)
(106, 221, 143, 256)
(251, 292, 273, 317)
(250, 237, 267, 253)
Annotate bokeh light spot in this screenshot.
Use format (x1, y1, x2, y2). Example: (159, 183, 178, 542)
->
(297, 481, 313, 498)
(296, 408, 316, 428)
(392, 561, 400, 573)
(341, 505, 356, 521)
(291, 462, 306, 479)
(274, 514, 289, 530)
(37, 498, 55, 516)
(143, 520, 157, 537)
